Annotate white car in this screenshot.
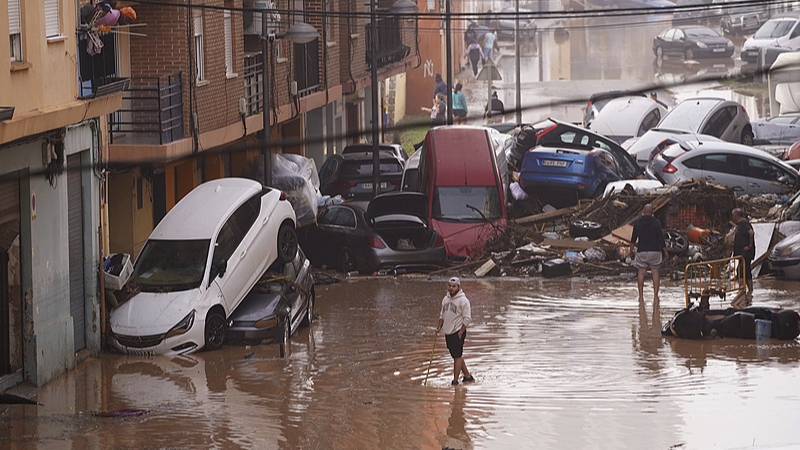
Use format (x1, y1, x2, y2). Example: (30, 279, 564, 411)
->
(110, 178, 298, 356)
(588, 96, 667, 144)
(742, 12, 800, 63)
(623, 127, 722, 169)
(657, 97, 754, 145)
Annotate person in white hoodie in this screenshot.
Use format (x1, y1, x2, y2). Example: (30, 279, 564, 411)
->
(435, 277, 474, 386)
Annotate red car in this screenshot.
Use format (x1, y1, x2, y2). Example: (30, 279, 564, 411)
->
(417, 127, 507, 262)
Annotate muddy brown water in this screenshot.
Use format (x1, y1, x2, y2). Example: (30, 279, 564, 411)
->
(2, 276, 799, 449)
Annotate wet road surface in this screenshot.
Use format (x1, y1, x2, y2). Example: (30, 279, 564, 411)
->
(2, 275, 799, 449)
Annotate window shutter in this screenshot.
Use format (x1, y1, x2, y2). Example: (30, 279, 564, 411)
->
(193, 8, 202, 37)
(44, 0, 60, 37)
(224, 10, 233, 74)
(8, 0, 21, 34)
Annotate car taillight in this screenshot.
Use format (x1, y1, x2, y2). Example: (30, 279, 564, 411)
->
(587, 149, 599, 157)
(662, 163, 677, 174)
(435, 233, 444, 247)
(366, 235, 386, 249)
(279, 191, 287, 201)
(577, 182, 586, 190)
(389, 178, 401, 185)
(330, 180, 358, 190)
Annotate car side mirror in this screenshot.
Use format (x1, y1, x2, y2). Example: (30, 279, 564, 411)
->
(212, 259, 227, 279)
(778, 176, 790, 185)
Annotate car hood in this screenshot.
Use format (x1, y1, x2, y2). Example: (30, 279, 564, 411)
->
(771, 232, 800, 259)
(367, 192, 429, 222)
(744, 36, 780, 49)
(695, 36, 731, 46)
(229, 292, 283, 322)
(432, 218, 505, 259)
(110, 289, 202, 335)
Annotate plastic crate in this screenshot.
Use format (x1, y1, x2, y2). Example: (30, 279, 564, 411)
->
(104, 253, 133, 291)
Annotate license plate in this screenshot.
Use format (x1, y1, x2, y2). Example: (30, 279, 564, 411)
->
(712, 48, 725, 53)
(363, 182, 388, 189)
(541, 159, 567, 167)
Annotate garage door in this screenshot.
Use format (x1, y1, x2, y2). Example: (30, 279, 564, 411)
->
(68, 154, 85, 351)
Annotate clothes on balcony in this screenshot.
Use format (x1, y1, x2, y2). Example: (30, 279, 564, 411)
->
(95, 2, 121, 27)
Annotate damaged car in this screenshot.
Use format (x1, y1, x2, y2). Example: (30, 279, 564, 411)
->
(300, 192, 446, 274)
(768, 232, 800, 280)
(110, 178, 298, 356)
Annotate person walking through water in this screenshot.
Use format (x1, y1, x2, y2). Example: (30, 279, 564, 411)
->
(452, 83, 468, 125)
(732, 208, 755, 300)
(631, 204, 669, 302)
(435, 277, 474, 386)
(465, 40, 484, 78)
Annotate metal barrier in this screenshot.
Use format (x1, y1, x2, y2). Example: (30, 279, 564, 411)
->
(684, 256, 745, 308)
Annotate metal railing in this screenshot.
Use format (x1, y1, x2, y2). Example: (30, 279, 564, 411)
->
(243, 53, 264, 116)
(109, 72, 184, 145)
(684, 256, 745, 308)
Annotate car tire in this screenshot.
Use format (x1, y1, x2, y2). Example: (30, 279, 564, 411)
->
(741, 126, 754, 146)
(301, 287, 315, 328)
(664, 230, 688, 256)
(279, 318, 290, 358)
(204, 311, 226, 352)
(570, 220, 603, 241)
(277, 223, 298, 264)
(655, 46, 663, 59)
(684, 48, 694, 61)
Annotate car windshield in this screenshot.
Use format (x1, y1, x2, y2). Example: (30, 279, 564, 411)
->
(432, 186, 503, 221)
(754, 20, 795, 39)
(659, 100, 720, 132)
(686, 28, 719, 38)
(341, 159, 403, 177)
(131, 239, 210, 292)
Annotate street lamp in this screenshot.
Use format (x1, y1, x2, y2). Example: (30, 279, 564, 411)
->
(261, 17, 319, 187)
(369, 0, 419, 197)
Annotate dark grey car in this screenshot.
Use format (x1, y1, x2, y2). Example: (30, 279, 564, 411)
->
(226, 248, 315, 353)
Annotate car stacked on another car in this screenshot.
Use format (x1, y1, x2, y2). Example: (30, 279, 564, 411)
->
(652, 26, 735, 60)
(657, 97, 754, 145)
(646, 140, 800, 195)
(110, 178, 298, 356)
(582, 90, 647, 127)
(588, 95, 667, 144)
(624, 127, 722, 169)
(318, 150, 405, 201)
(751, 113, 800, 145)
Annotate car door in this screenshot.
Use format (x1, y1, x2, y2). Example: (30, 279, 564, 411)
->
(755, 115, 800, 145)
(699, 153, 746, 193)
(743, 155, 797, 195)
(785, 20, 800, 50)
(701, 106, 737, 141)
(210, 198, 260, 313)
(671, 29, 685, 55)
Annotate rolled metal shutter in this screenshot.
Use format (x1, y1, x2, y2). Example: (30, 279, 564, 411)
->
(0, 179, 20, 254)
(67, 155, 86, 351)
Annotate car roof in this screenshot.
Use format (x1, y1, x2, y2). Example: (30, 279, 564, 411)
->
(590, 97, 661, 135)
(339, 150, 402, 162)
(674, 141, 797, 166)
(150, 178, 263, 240)
(342, 143, 401, 153)
(427, 127, 497, 186)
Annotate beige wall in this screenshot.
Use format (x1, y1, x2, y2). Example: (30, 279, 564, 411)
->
(1, 0, 79, 117)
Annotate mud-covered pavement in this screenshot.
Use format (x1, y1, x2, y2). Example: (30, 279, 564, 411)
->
(2, 276, 800, 449)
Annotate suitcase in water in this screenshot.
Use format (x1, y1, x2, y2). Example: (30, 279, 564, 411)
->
(543, 258, 571, 278)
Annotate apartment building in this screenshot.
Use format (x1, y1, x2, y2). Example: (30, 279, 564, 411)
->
(1, 0, 125, 387)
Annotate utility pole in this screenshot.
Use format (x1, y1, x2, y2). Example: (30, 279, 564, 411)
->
(445, 0, 453, 125)
(515, 0, 522, 124)
(370, 0, 380, 197)
(262, 13, 272, 187)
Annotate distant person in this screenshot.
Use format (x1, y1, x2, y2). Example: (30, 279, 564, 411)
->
(452, 83, 468, 125)
(650, 92, 668, 109)
(465, 40, 484, 78)
(483, 91, 504, 124)
(435, 277, 474, 386)
(732, 208, 755, 300)
(631, 204, 669, 303)
(421, 93, 447, 127)
(433, 73, 448, 100)
(482, 28, 497, 62)
(464, 23, 478, 47)
(482, 9, 493, 28)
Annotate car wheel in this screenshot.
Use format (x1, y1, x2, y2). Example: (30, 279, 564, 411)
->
(340, 248, 356, 273)
(684, 48, 694, 61)
(664, 230, 688, 256)
(204, 312, 226, 352)
(277, 223, 298, 264)
(570, 220, 603, 241)
(301, 287, 315, 328)
(741, 126, 754, 146)
(279, 318, 290, 358)
(655, 46, 663, 59)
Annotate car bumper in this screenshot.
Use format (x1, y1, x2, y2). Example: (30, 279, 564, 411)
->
(519, 174, 596, 197)
(769, 257, 800, 280)
(741, 48, 760, 63)
(111, 320, 206, 356)
(360, 245, 448, 274)
(226, 323, 283, 345)
(693, 47, 734, 59)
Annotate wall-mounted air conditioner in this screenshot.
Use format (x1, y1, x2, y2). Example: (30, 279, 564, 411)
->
(243, 0, 281, 36)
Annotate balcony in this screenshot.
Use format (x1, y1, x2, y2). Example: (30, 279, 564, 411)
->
(109, 73, 184, 145)
(365, 18, 410, 69)
(78, 31, 130, 100)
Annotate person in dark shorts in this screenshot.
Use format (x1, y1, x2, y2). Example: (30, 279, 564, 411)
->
(435, 277, 474, 386)
(631, 203, 669, 302)
(732, 208, 755, 299)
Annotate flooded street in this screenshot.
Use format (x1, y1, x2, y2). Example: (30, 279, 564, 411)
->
(3, 275, 800, 449)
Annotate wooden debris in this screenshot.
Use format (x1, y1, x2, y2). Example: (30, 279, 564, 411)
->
(515, 206, 578, 225)
(474, 259, 497, 277)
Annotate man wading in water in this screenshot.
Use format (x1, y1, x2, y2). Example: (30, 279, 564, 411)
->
(631, 203, 669, 302)
(435, 277, 474, 386)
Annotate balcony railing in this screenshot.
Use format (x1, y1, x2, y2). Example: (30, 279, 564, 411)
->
(365, 18, 410, 69)
(109, 72, 184, 146)
(77, 31, 130, 99)
(243, 53, 264, 116)
(243, 44, 322, 117)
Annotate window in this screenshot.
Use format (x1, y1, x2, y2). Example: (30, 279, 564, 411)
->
(663, 29, 676, 41)
(193, 8, 204, 81)
(432, 186, 503, 221)
(212, 196, 261, 264)
(325, 0, 334, 42)
(332, 208, 357, 228)
(745, 157, 790, 182)
(702, 107, 735, 138)
(224, 10, 234, 75)
(8, 0, 22, 61)
(683, 156, 703, 169)
(638, 110, 661, 137)
(702, 154, 742, 175)
(44, 0, 60, 38)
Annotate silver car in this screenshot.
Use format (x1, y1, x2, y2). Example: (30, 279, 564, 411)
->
(645, 140, 799, 195)
(588, 96, 667, 144)
(624, 127, 721, 169)
(657, 97, 754, 146)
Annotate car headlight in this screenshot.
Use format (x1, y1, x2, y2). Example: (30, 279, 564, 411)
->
(254, 314, 279, 329)
(696, 42, 708, 48)
(781, 242, 800, 257)
(727, 41, 733, 47)
(165, 310, 196, 339)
